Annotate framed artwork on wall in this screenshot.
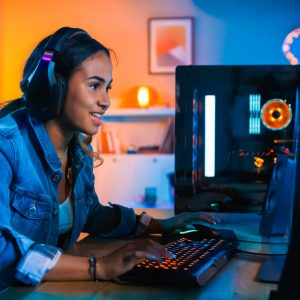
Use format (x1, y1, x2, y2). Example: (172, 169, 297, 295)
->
(148, 17, 194, 74)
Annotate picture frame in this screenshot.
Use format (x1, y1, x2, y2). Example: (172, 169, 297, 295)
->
(148, 17, 193, 74)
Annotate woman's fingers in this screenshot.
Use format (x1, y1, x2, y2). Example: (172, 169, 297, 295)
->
(181, 212, 220, 225)
(123, 238, 171, 260)
(97, 238, 173, 280)
(120, 238, 175, 269)
(199, 212, 221, 224)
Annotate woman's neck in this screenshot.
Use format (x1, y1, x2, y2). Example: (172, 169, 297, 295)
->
(44, 119, 74, 159)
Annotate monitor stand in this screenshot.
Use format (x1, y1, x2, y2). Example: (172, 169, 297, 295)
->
(256, 255, 286, 283)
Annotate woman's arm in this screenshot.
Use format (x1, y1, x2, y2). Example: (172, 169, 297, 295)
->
(146, 212, 220, 234)
(44, 238, 171, 281)
(43, 254, 90, 281)
(0, 150, 62, 288)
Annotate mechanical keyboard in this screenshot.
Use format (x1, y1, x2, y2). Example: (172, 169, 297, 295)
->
(118, 236, 238, 287)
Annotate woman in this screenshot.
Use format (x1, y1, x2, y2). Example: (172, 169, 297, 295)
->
(0, 27, 218, 289)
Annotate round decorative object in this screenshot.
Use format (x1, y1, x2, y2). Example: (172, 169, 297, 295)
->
(282, 28, 300, 65)
(261, 99, 292, 130)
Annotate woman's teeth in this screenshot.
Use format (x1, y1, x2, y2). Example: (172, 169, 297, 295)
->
(91, 112, 102, 119)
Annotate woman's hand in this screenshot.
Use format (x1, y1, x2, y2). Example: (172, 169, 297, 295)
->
(96, 238, 172, 280)
(153, 212, 221, 234)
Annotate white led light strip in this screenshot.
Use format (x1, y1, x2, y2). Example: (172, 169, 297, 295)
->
(205, 95, 216, 177)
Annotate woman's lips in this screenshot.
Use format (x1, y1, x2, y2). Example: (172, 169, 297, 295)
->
(90, 112, 104, 126)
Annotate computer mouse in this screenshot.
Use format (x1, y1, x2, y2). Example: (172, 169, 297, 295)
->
(178, 224, 222, 240)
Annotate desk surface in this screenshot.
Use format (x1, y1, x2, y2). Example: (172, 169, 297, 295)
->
(0, 217, 287, 300)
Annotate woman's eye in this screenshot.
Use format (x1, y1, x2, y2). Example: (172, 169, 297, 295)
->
(89, 83, 100, 90)
(106, 86, 112, 93)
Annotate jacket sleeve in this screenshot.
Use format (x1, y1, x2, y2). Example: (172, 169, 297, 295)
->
(83, 197, 137, 238)
(0, 150, 62, 289)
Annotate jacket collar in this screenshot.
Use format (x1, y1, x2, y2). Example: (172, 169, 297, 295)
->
(27, 114, 62, 172)
(27, 112, 88, 176)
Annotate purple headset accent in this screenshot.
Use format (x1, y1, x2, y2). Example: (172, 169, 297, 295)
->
(41, 51, 54, 62)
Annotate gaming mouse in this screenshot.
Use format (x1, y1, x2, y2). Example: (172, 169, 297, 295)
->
(178, 224, 221, 240)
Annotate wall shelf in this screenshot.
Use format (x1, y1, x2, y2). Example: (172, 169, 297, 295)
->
(103, 108, 175, 122)
(93, 107, 175, 209)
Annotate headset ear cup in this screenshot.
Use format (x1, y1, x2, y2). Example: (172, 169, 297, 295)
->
(23, 28, 87, 120)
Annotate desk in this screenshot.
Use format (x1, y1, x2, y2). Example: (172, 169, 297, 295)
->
(0, 217, 287, 300)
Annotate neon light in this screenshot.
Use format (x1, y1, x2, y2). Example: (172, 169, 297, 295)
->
(249, 96, 253, 134)
(249, 94, 261, 135)
(180, 229, 197, 235)
(192, 89, 199, 192)
(205, 95, 215, 177)
(282, 28, 300, 65)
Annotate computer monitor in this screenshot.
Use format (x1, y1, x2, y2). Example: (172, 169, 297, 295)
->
(175, 65, 300, 215)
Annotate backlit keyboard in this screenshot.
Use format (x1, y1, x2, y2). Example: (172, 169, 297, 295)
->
(118, 237, 238, 287)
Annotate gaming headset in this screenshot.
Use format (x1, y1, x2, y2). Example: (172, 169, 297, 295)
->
(22, 27, 88, 121)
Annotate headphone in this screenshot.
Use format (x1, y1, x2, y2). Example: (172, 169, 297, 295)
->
(22, 27, 88, 120)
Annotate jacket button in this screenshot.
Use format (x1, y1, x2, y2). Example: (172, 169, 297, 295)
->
(52, 174, 60, 182)
(29, 206, 36, 214)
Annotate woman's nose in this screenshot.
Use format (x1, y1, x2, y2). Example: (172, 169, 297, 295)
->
(97, 92, 111, 111)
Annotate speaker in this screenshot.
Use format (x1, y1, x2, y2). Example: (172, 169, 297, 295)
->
(23, 27, 87, 120)
(261, 99, 292, 131)
(259, 153, 295, 237)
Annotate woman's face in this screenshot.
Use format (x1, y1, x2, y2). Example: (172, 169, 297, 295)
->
(61, 50, 112, 136)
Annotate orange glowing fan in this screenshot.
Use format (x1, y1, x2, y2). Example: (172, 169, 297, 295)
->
(261, 99, 292, 130)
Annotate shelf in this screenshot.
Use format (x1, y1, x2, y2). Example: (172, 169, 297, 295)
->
(93, 108, 175, 209)
(103, 108, 175, 122)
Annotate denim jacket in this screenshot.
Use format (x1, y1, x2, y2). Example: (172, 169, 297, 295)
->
(0, 108, 136, 290)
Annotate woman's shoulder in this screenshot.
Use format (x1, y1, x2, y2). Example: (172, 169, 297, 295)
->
(0, 108, 27, 138)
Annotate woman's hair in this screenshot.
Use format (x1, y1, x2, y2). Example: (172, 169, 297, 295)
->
(20, 28, 111, 91)
(1, 27, 112, 166)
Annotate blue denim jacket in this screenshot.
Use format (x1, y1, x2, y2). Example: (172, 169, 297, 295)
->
(0, 108, 136, 290)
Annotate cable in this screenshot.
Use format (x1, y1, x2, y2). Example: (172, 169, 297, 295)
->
(236, 238, 288, 245)
(236, 249, 287, 256)
(222, 236, 288, 245)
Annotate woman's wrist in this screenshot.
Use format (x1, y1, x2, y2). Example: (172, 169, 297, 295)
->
(146, 218, 165, 234)
(88, 254, 97, 281)
(93, 256, 109, 281)
(134, 212, 153, 236)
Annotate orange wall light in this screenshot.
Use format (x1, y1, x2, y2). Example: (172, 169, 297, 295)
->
(119, 85, 163, 108)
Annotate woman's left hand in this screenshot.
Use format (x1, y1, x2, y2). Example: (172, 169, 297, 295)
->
(155, 211, 220, 234)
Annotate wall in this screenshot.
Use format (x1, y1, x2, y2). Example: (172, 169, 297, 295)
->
(194, 0, 300, 65)
(0, 1, 4, 102)
(1, 0, 300, 105)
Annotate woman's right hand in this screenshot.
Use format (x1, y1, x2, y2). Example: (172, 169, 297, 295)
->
(96, 238, 171, 280)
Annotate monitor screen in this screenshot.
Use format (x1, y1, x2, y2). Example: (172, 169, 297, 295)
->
(175, 65, 300, 213)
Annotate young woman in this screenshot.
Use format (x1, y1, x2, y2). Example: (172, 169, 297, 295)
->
(0, 27, 218, 289)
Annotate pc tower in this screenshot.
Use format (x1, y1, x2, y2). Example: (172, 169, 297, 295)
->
(175, 65, 300, 214)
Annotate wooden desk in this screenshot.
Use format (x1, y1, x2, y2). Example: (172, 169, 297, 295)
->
(0, 218, 287, 300)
